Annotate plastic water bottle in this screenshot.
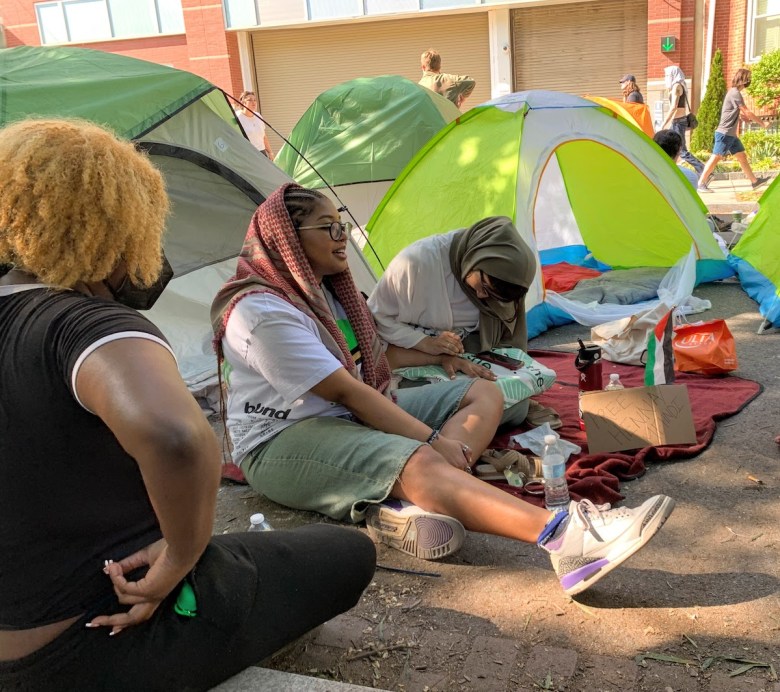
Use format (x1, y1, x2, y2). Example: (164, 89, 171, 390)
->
(248, 512, 273, 532)
(542, 435, 570, 514)
(604, 373, 625, 391)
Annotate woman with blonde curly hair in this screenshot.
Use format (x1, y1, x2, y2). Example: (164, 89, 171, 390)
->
(0, 119, 374, 691)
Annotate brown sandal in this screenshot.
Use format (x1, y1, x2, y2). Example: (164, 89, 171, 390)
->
(526, 400, 562, 430)
(479, 449, 542, 479)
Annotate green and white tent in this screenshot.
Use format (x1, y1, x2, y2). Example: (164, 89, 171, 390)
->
(0, 46, 375, 400)
(365, 90, 731, 337)
(729, 177, 780, 329)
(0, 45, 290, 277)
(275, 75, 460, 227)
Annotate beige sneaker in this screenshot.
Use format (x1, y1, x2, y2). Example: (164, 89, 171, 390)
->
(365, 500, 465, 560)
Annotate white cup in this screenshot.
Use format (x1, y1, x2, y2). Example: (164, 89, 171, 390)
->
(732, 210, 744, 223)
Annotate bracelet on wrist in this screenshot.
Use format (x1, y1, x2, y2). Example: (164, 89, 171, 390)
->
(426, 429, 440, 445)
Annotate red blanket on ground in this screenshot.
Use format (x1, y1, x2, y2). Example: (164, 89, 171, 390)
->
(490, 349, 762, 506)
(541, 262, 602, 292)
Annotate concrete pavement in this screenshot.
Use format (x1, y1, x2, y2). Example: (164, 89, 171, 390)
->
(696, 173, 773, 215)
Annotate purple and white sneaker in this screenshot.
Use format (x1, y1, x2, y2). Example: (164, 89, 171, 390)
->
(540, 496, 675, 596)
(365, 499, 465, 560)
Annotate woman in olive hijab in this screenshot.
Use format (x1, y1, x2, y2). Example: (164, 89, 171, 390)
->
(368, 216, 537, 356)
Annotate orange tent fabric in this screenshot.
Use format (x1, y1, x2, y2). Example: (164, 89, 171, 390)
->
(584, 96, 655, 138)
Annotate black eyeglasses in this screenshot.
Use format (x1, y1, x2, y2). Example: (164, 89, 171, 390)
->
(297, 220, 352, 241)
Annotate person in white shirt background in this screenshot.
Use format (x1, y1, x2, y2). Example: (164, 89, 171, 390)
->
(236, 91, 274, 160)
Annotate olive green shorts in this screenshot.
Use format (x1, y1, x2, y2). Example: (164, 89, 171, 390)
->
(241, 378, 474, 523)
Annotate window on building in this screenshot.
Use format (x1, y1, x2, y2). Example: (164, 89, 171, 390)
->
(223, 0, 259, 28)
(35, 0, 185, 44)
(420, 0, 475, 9)
(749, 0, 780, 61)
(366, 0, 418, 13)
(307, 0, 361, 20)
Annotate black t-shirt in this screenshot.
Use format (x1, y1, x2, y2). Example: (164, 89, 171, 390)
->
(0, 287, 168, 628)
(626, 91, 644, 104)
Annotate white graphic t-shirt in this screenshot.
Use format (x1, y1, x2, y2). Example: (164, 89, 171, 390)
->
(221, 290, 362, 465)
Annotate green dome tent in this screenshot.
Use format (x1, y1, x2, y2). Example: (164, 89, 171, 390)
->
(0, 45, 291, 277)
(0, 46, 377, 401)
(364, 90, 731, 337)
(275, 75, 460, 227)
(729, 177, 780, 329)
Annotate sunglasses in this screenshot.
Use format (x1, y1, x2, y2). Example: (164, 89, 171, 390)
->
(297, 220, 352, 242)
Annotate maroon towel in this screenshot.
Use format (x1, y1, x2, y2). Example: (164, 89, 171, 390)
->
(490, 349, 762, 506)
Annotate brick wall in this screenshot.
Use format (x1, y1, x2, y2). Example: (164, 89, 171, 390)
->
(3, 1, 44, 46)
(2, 0, 242, 94)
(647, 0, 696, 80)
(713, 0, 748, 80)
(645, 0, 770, 115)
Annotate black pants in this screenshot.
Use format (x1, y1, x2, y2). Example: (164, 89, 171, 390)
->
(0, 525, 376, 691)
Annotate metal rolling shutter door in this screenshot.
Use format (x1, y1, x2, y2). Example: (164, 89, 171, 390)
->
(511, 0, 647, 100)
(250, 12, 491, 155)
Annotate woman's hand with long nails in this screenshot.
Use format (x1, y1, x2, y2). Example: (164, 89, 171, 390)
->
(86, 539, 195, 636)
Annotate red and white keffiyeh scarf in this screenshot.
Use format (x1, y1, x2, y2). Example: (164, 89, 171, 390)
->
(211, 183, 390, 390)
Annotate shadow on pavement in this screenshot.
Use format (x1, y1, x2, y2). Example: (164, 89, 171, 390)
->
(576, 568, 778, 609)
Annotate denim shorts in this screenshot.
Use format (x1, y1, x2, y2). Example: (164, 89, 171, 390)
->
(242, 378, 475, 522)
(713, 132, 745, 156)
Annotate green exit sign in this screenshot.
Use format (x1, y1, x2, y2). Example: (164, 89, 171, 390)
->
(661, 36, 677, 52)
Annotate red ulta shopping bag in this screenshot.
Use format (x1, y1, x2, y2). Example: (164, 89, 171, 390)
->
(672, 319, 738, 375)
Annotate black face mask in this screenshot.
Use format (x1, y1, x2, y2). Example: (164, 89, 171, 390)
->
(107, 255, 174, 310)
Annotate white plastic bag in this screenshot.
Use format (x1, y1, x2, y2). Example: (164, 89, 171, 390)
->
(511, 424, 581, 460)
(545, 246, 698, 327)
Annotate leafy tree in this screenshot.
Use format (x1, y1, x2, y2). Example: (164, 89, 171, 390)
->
(747, 48, 780, 107)
(691, 49, 727, 151)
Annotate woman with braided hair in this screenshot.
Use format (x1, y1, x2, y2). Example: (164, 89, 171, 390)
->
(212, 183, 676, 596)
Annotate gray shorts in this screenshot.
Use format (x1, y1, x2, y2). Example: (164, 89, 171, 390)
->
(241, 378, 475, 522)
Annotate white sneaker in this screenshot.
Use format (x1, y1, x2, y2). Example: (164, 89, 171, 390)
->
(365, 500, 465, 560)
(541, 496, 675, 596)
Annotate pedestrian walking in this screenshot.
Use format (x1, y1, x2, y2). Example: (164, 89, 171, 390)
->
(619, 74, 644, 104)
(697, 68, 770, 193)
(418, 49, 476, 109)
(660, 66, 705, 177)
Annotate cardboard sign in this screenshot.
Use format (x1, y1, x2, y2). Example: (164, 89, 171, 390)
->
(580, 384, 696, 454)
